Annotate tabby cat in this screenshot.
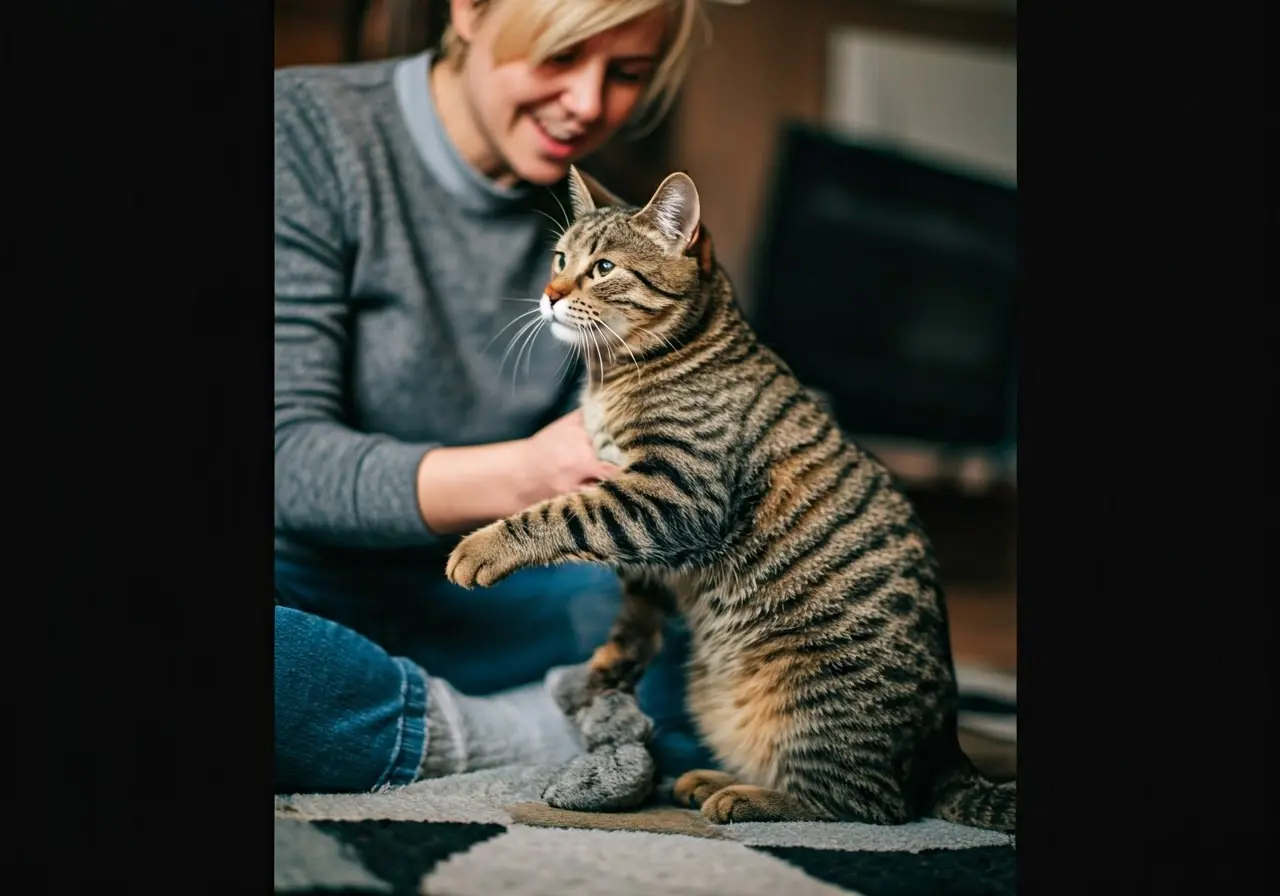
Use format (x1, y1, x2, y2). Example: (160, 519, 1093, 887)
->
(446, 166, 1016, 834)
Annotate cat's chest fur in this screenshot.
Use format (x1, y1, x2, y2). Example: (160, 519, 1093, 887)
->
(580, 389, 628, 468)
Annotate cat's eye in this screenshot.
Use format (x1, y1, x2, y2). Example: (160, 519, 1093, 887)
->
(592, 259, 615, 276)
(553, 251, 566, 272)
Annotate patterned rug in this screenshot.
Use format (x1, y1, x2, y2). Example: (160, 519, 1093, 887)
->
(275, 665, 1016, 896)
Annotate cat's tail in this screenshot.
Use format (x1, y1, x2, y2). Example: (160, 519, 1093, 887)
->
(925, 756, 1016, 834)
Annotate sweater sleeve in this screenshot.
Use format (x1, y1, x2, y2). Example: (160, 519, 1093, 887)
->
(273, 76, 445, 550)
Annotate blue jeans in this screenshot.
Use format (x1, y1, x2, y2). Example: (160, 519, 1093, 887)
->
(274, 557, 715, 794)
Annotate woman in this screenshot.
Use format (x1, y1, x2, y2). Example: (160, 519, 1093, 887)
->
(275, 0, 713, 794)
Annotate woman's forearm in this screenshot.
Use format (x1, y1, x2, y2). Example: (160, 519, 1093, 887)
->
(415, 439, 537, 536)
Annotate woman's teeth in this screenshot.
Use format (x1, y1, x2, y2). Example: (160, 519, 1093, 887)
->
(537, 118, 577, 142)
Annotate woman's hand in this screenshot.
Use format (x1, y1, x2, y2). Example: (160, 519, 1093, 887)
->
(515, 410, 621, 506)
(415, 409, 620, 536)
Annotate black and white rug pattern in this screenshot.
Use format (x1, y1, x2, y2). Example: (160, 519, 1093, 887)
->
(275, 664, 1016, 896)
(956, 663, 1016, 745)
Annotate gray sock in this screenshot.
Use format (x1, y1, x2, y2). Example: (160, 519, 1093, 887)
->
(541, 691, 659, 812)
(418, 669, 586, 779)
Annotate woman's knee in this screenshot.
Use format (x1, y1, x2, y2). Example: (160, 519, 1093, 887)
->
(274, 607, 428, 793)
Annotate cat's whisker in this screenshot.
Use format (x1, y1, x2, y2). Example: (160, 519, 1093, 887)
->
(566, 342, 585, 386)
(499, 315, 544, 375)
(573, 323, 597, 383)
(508, 320, 536, 395)
(487, 308, 543, 352)
(499, 297, 541, 304)
(552, 339, 581, 387)
(587, 324, 607, 385)
(499, 314, 543, 365)
(522, 319, 545, 381)
(546, 187, 571, 231)
(511, 318, 546, 395)
(632, 323, 675, 355)
(595, 319, 641, 384)
(588, 323, 618, 364)
(496, 326, 543, 387)
(531, 208, 567, 237)
(634, 324, 682, 356)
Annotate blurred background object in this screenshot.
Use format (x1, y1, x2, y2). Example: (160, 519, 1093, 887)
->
(274, 1, 1018, 734)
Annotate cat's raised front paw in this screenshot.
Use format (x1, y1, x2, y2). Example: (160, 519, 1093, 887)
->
(445, 522, 522, 588)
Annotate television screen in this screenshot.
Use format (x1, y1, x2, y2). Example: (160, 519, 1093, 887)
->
(749, 122, 1017, 449)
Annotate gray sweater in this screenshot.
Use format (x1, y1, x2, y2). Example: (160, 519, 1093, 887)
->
(274, 52, 582, 567)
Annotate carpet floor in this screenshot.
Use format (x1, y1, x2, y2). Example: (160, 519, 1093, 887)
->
(275, 663, 1016, 896)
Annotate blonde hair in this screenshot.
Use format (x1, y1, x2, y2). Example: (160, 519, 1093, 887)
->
(441, 0, 708, 131)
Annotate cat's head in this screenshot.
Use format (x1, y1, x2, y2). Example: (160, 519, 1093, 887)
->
(538, 166, 716, 360)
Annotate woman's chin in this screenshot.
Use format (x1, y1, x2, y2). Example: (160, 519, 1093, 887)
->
(507, 135, 595, 186)
(507, 151, 574, 187)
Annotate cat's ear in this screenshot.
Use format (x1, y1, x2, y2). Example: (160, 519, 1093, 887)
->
(566, 166, 596, 218)
(632, 171, 700, 255)
(566, 165, 626, 219)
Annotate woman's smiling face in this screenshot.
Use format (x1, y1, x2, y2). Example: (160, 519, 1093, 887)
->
(449, 3, 669, 186)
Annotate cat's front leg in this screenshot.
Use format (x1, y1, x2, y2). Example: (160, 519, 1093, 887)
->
(446, 462, 722, 589)
(444, 519, 527, 589)
(444, 490, 615, 589)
